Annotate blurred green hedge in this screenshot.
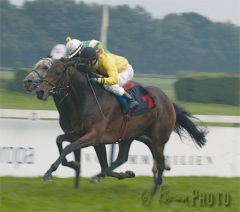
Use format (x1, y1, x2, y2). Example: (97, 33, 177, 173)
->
(7, 69, 30, 93)
(174, 73, 240, 105)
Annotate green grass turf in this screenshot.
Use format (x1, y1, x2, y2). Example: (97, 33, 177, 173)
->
(1, 177, 239, 211)
(0, 88, 56, 110)
(0, 71, 15, 80)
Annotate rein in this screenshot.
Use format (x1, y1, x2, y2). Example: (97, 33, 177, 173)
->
(54, 88, 70, 105)
(43, 79, 55, 87)
(86, 73, 106, 120)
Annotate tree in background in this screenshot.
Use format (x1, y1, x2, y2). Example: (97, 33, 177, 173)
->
(0, 0, 239, 74)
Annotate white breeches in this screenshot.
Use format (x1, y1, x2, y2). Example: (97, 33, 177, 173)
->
(118, 64, 134, 86)
(104, 64, 134, 96)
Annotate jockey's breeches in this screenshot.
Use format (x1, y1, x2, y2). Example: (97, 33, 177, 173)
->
(118, 64, 134, 86)
(103, 64, 134, 96)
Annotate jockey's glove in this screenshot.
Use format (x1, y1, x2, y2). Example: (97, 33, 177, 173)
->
(90, 78, 104, 84)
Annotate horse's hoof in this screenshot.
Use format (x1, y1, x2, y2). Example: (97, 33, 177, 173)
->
(125, 170, 135, 178)
(89, 176, 101, 183)
(117, 172, 126, 180)
(42, 173, 53, 181)
(74, 183, 79, 189)
(151, 185, 158, 196)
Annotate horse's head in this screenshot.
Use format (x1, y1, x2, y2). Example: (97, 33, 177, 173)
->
(36, 59, 76, 100)
(23, 58, 53, 92)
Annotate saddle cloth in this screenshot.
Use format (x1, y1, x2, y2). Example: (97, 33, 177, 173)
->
(115, 82, 155, 116)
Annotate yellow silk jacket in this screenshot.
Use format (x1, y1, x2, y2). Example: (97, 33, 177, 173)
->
(95, 52, 128, 86)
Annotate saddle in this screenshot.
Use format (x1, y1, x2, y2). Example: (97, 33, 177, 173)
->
(116, 82, 155, 116)
(115, 82, 156, 141)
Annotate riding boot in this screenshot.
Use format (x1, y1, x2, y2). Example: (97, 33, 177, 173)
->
(123, 92, 139, 110)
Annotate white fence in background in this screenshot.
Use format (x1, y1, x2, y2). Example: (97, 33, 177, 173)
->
(0, 109, 240, 123)
(0, 118, 239, 178)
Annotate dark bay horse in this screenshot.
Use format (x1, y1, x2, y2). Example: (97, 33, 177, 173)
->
(23, 58, 81, 188)
(23, 58, 164, 188)
(36, 58, 207, 194)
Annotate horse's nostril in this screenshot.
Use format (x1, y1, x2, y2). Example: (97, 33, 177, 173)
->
(36, 90, 44, 99)
(23, 79, 32, 84)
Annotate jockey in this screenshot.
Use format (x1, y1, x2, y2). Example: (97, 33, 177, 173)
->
(49, 44, 67, 59)
(65, 37, 139, 109)
(79, 47, 139, 110)
(65, 36, 109, 58)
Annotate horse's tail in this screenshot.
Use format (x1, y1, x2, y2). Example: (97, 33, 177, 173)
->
(173, 103, 207, 148)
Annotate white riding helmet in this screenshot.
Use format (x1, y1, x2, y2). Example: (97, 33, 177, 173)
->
(50, 44, 67, 59)
(66, 39, 83, 58)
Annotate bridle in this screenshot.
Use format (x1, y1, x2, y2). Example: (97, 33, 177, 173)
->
(41, 59, 106, 119)
(31, 58, 53, 88)
(43, 65, 72, 96)
(33, 69, 45, 80)
(44, 59, 91, 93)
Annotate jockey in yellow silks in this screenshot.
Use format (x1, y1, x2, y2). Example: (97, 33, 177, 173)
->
(65, 38, 139, 109)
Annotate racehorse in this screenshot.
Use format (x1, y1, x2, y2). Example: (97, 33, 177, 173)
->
(36, 58, 207, 194)
(23, 58, 167, 188)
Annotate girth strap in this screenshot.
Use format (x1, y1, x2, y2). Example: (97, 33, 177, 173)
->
(118, 112, 131, 142)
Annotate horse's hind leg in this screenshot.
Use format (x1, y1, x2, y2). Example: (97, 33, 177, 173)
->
(151, 143, 165, 195)
(137, 135, 170, 171)
(150, 125, 172, 195)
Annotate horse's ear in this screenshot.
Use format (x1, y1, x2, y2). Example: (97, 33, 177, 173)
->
(67, 66, 75, 76)
(65, 60, 76, 68)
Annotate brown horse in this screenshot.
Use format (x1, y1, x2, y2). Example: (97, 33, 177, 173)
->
(23, 58, 169, 187)
(36, 58, 207, 194)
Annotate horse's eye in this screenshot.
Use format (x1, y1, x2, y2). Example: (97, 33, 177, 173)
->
(56, 71, 61, 76)
(44, 66, 49, 69)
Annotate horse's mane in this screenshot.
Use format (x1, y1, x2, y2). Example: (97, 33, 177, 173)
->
(59, 57, 98, 79)
(34, 57, 53, 69)
(60, 57, 78, 63)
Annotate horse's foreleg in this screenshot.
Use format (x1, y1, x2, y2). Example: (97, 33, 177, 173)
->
(43, 132, 95, 181)
(56, 135, 76, 167)
(56, 135, 77, 168)
(56, 134, 81, 188)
